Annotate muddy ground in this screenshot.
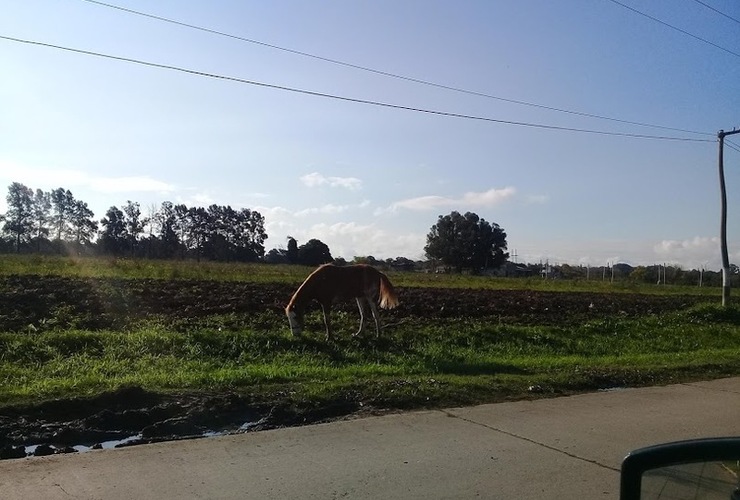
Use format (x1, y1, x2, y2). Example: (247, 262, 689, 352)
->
(0, 275, 708, 459)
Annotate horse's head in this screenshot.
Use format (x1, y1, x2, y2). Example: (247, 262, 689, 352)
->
(285, 304, 304, 336)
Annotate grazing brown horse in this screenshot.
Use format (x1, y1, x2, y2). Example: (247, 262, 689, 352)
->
(285, 263, 399, 340)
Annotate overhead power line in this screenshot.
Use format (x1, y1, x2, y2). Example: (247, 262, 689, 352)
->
(78, 0, 712, 137)
(725, 141, 740, 155)
(607, 0, 740, 59)
(0, 34, 715, 143)
(691, 0, 740, 26)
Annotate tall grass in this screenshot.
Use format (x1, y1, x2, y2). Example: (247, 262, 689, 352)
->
(0, 255, 735, 409)
(1, 304, 739, 405)
(0, 254, 306, 283)
(0, 254, 721, 295)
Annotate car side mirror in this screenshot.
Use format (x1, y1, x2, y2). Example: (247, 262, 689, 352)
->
(620, 437, 740, 500)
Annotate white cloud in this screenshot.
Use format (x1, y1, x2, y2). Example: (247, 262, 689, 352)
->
(258, 199, 371, 220)
(260, 211, 425, 259)
(509, 234, 740, 271)
(245, 192, 270, 199)
(304, 222, 425, 259)
(255, 205, 293, 227)
(388, 195, 452, 212)
(0, 163, 175, 194)
(526, 194, 550, 204)
(653, 236, 726, 269)
(257, 206, 295, 245)
(88, 176, 175, 193)
(379, 186, 516, 213)
(191, 193, 216, 205)
(654, 236, 716, 254)
(300, 172, 362, 190)
(461, 187, 516, 205)
(294, 204, 352, 217)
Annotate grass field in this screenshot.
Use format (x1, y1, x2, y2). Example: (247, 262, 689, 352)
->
(1, 255, 738, 413)
(0, 253, 724, 294)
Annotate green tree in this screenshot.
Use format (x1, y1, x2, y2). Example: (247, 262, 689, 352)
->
(287, 237, 298, 264)
(233, 207, 266, 261)
(173, 204, 190, 259)
(266, 236, 300, 264)
(629, 266, 648, 283)
(298, 238, 333, 266)
(31, 189, 52, 251)
(50, 188, 75, 241)
(202, 204, 232, 261)
(3, 182, 34, 252)
(391, 256, 416, 271)
(424, 211, 508, 273)
(123, 201, 146, 256)
(185, 206, 209, 262)
(154, 201, 180, 258)
(185, 204, 266, 262)
(353, 255, 379, 266)
(264, 247, 289, 264)
(69, 199, 98, 245)
(99, 206, 128, 255)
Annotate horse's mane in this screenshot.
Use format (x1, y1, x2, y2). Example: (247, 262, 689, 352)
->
(286, 263, 332, 310)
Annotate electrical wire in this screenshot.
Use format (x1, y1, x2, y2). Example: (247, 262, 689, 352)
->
(690, 0, 740, 26)
(607, 0, 740, 59)
(0, 34, 717, 143)
(77, 0, 713, 137)
(725, 141, 740, 155)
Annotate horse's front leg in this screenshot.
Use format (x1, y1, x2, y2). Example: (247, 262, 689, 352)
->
(353, 297, 367, 337)
(320, 303, 333, 341)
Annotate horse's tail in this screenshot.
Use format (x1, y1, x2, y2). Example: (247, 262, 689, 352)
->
(378, 272, 399, 309)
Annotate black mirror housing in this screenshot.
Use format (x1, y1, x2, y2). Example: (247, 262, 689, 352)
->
(621, 437, 740, 500)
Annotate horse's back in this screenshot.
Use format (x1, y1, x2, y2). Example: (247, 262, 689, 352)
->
(310, 264, 380, 300)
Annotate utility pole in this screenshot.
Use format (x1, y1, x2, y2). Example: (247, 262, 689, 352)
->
(718, 129, 740, 306)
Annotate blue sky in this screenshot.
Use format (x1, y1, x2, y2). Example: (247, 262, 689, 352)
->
(1, 0, 739, 269)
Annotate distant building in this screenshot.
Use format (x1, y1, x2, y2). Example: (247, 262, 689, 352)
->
(488, 261, 532, 277)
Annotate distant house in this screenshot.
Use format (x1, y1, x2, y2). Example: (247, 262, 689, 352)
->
(488, 262, 532, 277)
(540, 263, 560, 279)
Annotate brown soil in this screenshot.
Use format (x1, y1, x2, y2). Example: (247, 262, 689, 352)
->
(0, 275, 707, 459)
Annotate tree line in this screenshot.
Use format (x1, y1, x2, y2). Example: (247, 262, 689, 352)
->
(8, 181, 721, 286)
(0, 182, 513, 272)
(0, 182, 267, 262)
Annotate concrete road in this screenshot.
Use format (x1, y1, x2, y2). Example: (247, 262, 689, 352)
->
(1, 377, 738, 499)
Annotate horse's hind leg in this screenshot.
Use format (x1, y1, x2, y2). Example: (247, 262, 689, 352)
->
(368, 298, 381, 337)
(353, 297, 367, 337)
(320, 303, 333, 341)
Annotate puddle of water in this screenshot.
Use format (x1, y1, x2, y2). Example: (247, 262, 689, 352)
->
(25, 434, 143, 456)
(75, 434, 143, 452)
(240, 420, 260, 431)
(21, 417, 264, 457)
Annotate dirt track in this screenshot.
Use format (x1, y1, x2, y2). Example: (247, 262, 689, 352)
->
(0, 275, 708, 459)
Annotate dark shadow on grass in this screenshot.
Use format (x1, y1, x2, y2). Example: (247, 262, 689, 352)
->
(296, 335, 347, 363)
(350, 333, 414, 353)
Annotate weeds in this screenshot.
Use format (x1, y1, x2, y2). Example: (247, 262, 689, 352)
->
(0, 256, 738, 410)
(1, 305, 739, 405)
